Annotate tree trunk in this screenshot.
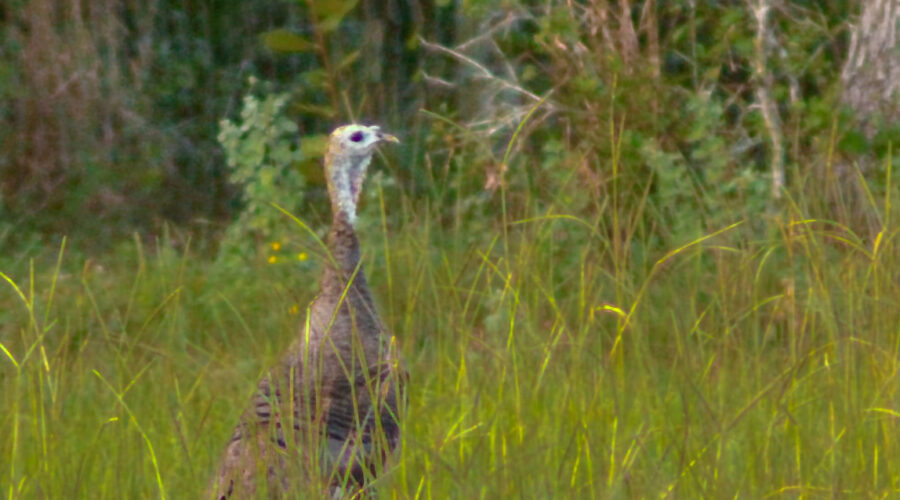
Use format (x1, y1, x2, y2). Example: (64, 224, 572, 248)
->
(841, 0, 900, 137)
(826, 0, 899, 235)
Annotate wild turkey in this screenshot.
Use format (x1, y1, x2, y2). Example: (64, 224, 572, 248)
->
(211, 124, 404, 498)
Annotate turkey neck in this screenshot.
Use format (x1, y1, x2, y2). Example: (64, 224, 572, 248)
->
(320, 211, 372, 304)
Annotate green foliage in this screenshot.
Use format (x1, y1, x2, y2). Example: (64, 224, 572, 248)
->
(261, 29, 315, 53)
(307, 0, 360, 33)
(639, 92, 769, 238)
(217, 84, 312, 259)
(0, 0, 317, 251)
(1, 146, 899, 496)
(2, 1, 899, 497)
(438, 0, 859, 246)
(0, 0, 886, 254)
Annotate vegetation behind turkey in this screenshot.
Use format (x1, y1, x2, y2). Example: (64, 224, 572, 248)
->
(2, 1, 899, 498)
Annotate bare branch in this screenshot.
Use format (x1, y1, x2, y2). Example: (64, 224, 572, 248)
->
(420, 71, 456, 90)
(455, 11, 526, 52)
(418, 36, 548, 105)
(749, 0, 785, 200)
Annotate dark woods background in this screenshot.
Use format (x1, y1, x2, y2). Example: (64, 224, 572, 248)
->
(0, 0, 896, 254)
(0, 0, 449, 247)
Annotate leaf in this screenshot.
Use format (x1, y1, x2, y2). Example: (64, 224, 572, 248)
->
(337, 50, 360, 70)
(521, 64, 537, 82)
(310, 0, 360, 33)
(302, 69, 330, 89)
(261, 29, 314, 53)
(309, 0, 359, 21)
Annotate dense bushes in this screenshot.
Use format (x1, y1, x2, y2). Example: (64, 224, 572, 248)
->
(0, 1, 893, 255)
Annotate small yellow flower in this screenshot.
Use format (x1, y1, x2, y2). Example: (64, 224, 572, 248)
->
(297, 252, 308, 261)
(271, 242, 281, 251)
(288, 304, 299, 315)
(268, 255, 277, 264)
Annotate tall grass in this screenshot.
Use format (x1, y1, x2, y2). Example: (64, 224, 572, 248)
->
(1, 140, 898, 499)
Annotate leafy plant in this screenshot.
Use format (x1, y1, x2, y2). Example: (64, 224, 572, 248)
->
(217, 81, 310, 260)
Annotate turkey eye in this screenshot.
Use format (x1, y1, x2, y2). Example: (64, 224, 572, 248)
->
(350, 131, 364, 143)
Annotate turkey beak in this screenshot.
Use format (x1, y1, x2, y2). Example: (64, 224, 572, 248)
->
(377, 131, 400, 144)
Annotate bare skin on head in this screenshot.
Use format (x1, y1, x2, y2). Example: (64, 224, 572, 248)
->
(325, 125, 399, 226)
(211, 124, 404, 499)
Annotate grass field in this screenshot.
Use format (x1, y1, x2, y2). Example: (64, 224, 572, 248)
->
(2, 141, 899, 498)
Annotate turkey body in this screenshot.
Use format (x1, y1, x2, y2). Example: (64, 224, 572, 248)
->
(211, 125, 403, 499)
